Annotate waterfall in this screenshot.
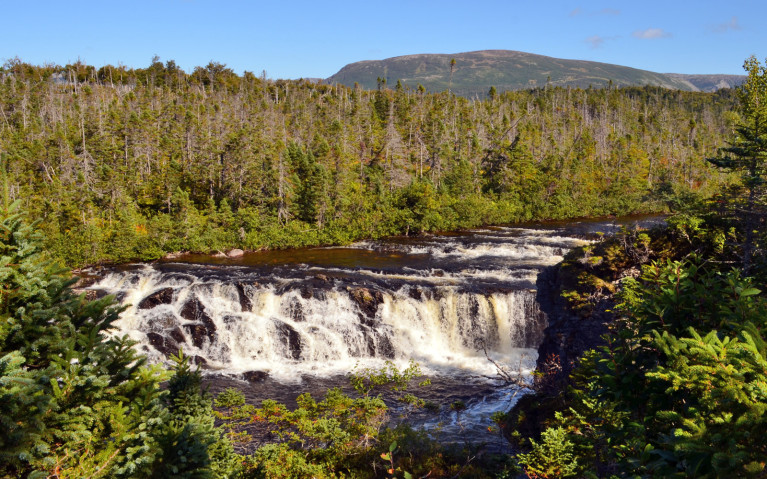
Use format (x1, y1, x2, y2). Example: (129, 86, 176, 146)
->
(89, 225, 588, 381)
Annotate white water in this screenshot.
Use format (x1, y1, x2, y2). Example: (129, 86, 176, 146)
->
(95, 270, 541, 381)
(88, 226, 591, 382)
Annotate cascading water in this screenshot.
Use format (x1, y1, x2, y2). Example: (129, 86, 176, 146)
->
(85, 219, 646, 446)
(90, 226, 586, 380)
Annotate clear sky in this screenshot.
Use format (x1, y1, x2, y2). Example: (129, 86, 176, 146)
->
(2, 0, 762, 79)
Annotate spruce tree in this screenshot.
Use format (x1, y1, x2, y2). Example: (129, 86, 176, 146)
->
(0, 203, 238, 478)
(707, 56, 767, 273)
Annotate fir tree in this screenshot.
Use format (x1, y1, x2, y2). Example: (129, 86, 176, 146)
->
(0, 203, 238, 478)
(707, 56, 767, 273)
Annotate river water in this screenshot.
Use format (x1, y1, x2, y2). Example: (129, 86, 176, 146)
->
(84, 215, 662, 449)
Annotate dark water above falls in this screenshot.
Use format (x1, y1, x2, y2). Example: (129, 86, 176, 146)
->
(86, 214, 663, 448)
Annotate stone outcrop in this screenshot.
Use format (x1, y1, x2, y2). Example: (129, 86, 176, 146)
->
(180, 297, 217, 348)
(274, 321, 302, 360)
(347, 286, 384, 318)
(138, 287, 174, 309)
(534, 265, 614, 385)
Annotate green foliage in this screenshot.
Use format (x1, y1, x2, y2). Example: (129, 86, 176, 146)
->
(150, 351, 240, 479)
(0, 204, 236, 478)
(228, 388, 387, 477)
(0, 59, 736, 267)
(544, 252, 767, 477)
(647, 328, 767, 476)
(517, 422, 579, 478)
(706, 56, 767, 273)
(350, 359, 430, 397)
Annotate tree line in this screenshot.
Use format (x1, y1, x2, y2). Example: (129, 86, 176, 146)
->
(0, 57, 738, 266)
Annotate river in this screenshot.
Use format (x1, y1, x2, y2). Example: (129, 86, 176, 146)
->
(83, 214, 662, 449)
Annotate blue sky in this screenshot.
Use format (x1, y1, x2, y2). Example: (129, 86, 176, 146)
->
(2, 1, 762, 79)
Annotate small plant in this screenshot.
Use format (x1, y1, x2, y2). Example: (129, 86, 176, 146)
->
(214, 387, 245, 409)
(516, 425, 579, 478)
(350, 359, 430, 397)
(380, 441, 414, 479)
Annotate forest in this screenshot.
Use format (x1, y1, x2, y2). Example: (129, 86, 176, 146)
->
(0, 57, 739, 267)
(0, 55, 765, 478)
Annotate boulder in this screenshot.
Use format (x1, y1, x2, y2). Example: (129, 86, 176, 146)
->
(347, 287, 384, 318)
(408, 286, 423, 301)
(180, 297, 216, 347)
(286, 297, 304, 322)
(189, 355, 208, 367)
(374, 332, 395, 359)
(235, 282, 254, 311)
(227, 248, 245, 258)
(299, 284, 315, 299)
(83, 289, 109, 301)
(138, 287, 174, 309)
(275, 321, 302, 360)
(146, 332, 180, 357)
(169, 326, 186, 344)
(72, 275, 100, 289)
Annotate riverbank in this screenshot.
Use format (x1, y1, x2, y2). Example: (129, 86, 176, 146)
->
(503, 217, 693, 444)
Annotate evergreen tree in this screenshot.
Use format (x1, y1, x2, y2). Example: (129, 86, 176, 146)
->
(150, 351, 239, 479)
(0, 203, 237, 478)
(707, 56, 767, 272)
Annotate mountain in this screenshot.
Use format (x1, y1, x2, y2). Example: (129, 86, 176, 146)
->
(326, 50, 745, 96)
(664, 73, 746, 92)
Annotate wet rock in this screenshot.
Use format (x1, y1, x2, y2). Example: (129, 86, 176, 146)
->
(190, 355, 208, 367)
(242, 370, 269, 382)
(376, 333, 396, 359)
(138, 287, 174, 309)
(286, 297, 304, 322)
(275, 321, 302, 360)
(365, 335, 376, 357)
(408, 287, 423, 301)
(300, 286, 313, 299)
(164, 251, 185, 260)
(73, 274, 101, 289)
(228, 248, 245, 258)
(146, 332, 180, 357)
(180, 297, 207, 321)
(184, 323, 215, 348)
(315, 274, 329, 282)
(347, 287, 384, 318)
(180, 297, 216, 347)
(235, 283, 253, 311)
(169, 327, 186, 344)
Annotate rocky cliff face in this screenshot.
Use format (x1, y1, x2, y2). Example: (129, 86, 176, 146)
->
(533, 265, 616, 387)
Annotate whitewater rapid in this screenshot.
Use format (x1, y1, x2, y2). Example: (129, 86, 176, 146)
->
(87, 225, 590, 382)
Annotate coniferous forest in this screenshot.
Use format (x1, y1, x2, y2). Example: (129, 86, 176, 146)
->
(0, 58, 739, 267)
(1, 55, 766, 478)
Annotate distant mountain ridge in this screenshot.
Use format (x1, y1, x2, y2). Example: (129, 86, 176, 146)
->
(326, 50, 745, 96)
(663, 73, 746, 92)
